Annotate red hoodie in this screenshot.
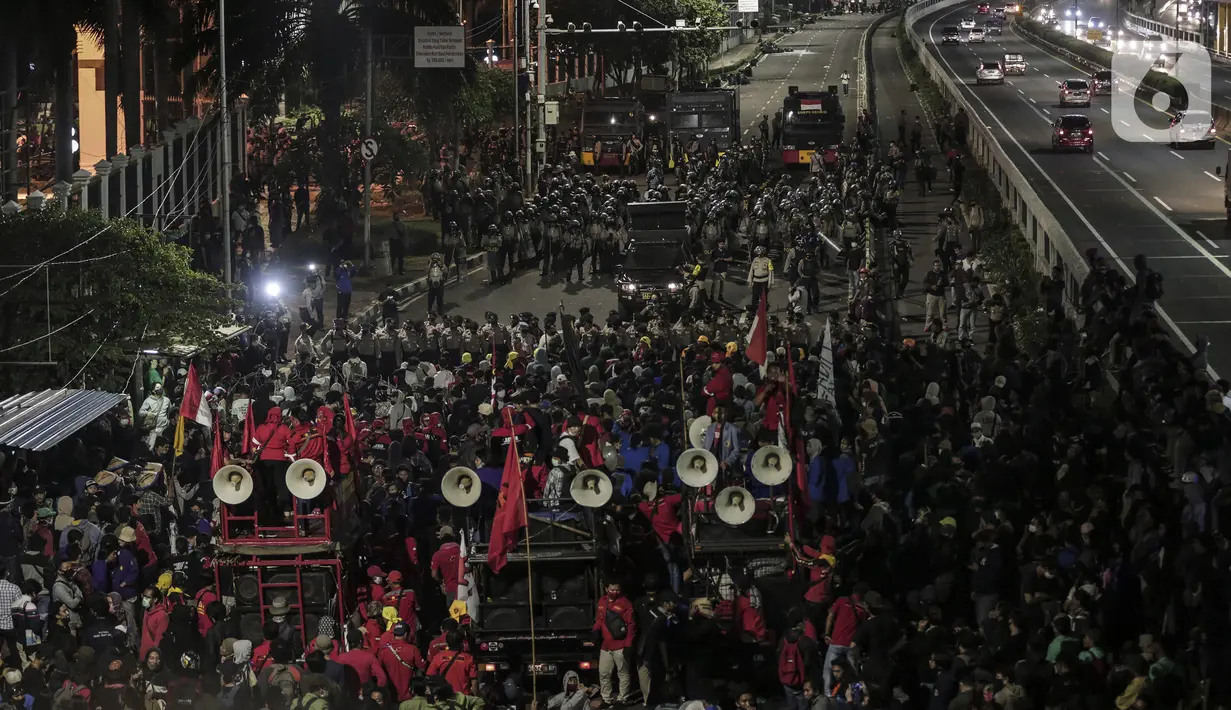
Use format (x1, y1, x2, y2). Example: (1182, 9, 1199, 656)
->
(139, 601, 170, 660)
(254, 408, 291, 461)
(594, 594, 636, 651)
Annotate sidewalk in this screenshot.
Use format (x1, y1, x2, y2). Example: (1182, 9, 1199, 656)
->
(870, 21, 990, 345)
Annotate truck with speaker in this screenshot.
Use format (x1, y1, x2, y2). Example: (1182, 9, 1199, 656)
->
(443, 466, 615, 689)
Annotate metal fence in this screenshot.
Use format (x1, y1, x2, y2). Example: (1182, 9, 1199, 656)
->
(1, 104, 248, 233)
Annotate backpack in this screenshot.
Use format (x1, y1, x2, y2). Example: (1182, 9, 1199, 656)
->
(604, 607, 628, 640)
(52, 680, 89, 710)
(778, 638, 807, 688)
(429, 265, 445, 284)
(1145, 271, 1164, 300)
(266, 663, 302, 700)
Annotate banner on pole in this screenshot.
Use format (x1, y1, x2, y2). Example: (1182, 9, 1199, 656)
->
(737, 0, 761, 12)
(414, 26, 465, 69)
(817, 322, 837, 409)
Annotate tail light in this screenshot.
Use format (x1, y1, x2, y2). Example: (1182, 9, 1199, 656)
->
(1058, 130, 1066, 135)
(579, 661, 594, 670)
(484, 664, 498, 672)
(1087, 129, 1093, 135)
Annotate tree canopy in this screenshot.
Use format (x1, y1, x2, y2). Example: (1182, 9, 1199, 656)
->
(0, 208, 233, 394)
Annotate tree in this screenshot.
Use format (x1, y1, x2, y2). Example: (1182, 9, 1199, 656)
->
(0, 208, 233, 393)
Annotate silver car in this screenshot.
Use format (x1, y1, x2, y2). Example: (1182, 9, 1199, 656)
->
(1058, 79, 1091, 107)
(976, 61, 1005, 84)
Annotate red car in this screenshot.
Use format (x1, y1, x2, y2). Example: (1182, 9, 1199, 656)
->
(1052, 114, 1094, 153)
(977, 2, 991, 12)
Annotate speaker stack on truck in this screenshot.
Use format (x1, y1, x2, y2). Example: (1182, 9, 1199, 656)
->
(211, 455, 351, 649)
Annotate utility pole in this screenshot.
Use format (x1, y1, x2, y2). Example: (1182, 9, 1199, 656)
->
(220, 0, 232, 285)
(513, 3, 520, 180)
(363, 25, 373, 268)
(523, 0, 534, 187)
(535, 0, 548, 186)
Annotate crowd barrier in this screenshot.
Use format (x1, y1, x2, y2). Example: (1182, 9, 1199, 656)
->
(904, 0, 1090, 314)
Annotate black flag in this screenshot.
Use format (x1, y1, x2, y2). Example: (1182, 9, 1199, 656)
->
(558, 303, 587, 395)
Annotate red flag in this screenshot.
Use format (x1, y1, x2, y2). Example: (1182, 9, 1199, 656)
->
(745, 293, 768, 366)
(785, 347, 797, 438)
(177, 363, 212, 428)
(210, 418, 226, 478)
(241, 404, 256, 456)
(487, 435, 528, 573)
(343, 393, 360, 466)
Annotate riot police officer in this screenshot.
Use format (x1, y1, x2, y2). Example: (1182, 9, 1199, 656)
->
(484, 224, 504, 284)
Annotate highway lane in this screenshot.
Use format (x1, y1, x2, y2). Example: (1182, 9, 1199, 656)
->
(735, 15, 873, 144)
(392, 18, 877, 328)
(916, 2, 1231, 376)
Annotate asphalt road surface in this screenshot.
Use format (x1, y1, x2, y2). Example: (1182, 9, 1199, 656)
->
(915, 1, 1231, 378)
(393, 14, 881, 329)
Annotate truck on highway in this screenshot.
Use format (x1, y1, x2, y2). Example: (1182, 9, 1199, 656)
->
(580, 98, 645, 169)
(665, 89, 741, 163)
(780, 87, 844, 166)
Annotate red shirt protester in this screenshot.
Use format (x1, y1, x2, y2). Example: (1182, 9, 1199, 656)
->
(431, 538, 462, 598)
(334, 645, 388, 687)
(826, 588, 870, 647)
(594, 588, 636, 651)
(376, 624, 425, 702)
(425, 648, 477, 695)
(382, 572, 418, 634)
(703, 356, 733, 416)
(637, 494, 683, 544)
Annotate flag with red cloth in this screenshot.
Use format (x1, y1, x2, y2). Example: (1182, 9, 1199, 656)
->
(210, 419, 226, 479)
(486, 428, 528, 573)
(745, 293, 768, 366)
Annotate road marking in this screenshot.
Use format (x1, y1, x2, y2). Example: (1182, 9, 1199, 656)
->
(1018, 89, 1025, 94)
(1153, 196, 1173, 211)
(1124, 172, 1136, 182)
(1142, 134, 1155, 141)
(1097, 151, 1109, 160)
(1029, 97, 1036, 103)
(1100, 108, 1109, 114)
(1197, 230, 1221, 249)
(1042, 108, 1050, 114)
(1205, 170, 1222, 181)
(1169, 150, 1185, 160)
(1120, 120, 1130, 127)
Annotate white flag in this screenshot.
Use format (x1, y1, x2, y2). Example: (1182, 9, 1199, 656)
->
(817, 322, 837, 408)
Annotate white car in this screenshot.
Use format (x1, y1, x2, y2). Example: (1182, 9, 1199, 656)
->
(969, 27, 986, 41)
(1058, 78, 1091, 107)
(960, 17, 977, 29)
(976, 60, 1005, 84)
(1169, 110, 1216, 148)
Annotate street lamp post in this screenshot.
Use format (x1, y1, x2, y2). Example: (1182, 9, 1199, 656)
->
(220, 0, 232, 285)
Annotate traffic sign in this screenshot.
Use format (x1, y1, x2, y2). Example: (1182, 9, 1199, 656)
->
(361, 138, 379, 161)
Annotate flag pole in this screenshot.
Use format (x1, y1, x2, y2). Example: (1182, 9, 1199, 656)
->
(505, 408, 538, 700)
(679, 350, 686, 412)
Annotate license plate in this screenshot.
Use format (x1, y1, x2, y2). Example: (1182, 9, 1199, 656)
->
(642, 292, 656, 300)
(798, 150, 815, 163)
(529, 663, 558, 676)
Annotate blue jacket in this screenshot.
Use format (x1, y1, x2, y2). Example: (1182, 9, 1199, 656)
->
(337, 268, 353, 294)
(702, 423, 743, 469)
(112, 549, 140, 600)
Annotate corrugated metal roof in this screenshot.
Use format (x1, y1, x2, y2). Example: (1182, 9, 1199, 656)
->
(0, 389, 128, 452)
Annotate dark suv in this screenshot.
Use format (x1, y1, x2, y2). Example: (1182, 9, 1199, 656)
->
(616, 237, 693, 318)
(1052, 114, 1094, 153)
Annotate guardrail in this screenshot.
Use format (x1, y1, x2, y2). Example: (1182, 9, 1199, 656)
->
(1119, 11, 1231, 58)
(904, 0, 1090, 311)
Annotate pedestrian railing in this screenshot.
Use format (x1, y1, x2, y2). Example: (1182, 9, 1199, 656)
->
(2, 104, 247, 236)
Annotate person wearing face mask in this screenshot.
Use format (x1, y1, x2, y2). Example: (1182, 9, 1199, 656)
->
(593, 582, 635, 706)
(542, 446, 576, 511)
(702, 352, 732, 417)
(138, 587, 169, 660)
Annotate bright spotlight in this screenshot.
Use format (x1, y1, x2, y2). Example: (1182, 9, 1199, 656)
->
(264, 282, 282, 298)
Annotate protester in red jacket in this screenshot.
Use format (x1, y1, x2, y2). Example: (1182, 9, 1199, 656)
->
(376, 622, 425, 702)
(424, 631, 477, 696)
(335, 628, 388, 688)
(381, 571, 418, 635)
(253, 408, 291, 461)
(703, 352, 733, 416)
(593, 582, 636, 705)
(138, 590, 170, 660)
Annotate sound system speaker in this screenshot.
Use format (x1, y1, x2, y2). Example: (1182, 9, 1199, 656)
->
(540, 573, 588, 601)
(545, 605, 590, 629)
(484, 607, 531, 631)
(696, 518, 771, 540)
(486, 570, 533, 603)
(261, 572, 332, 607)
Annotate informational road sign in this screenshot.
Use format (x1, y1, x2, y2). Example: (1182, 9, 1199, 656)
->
(414, 26, 465, 69)
(1086, 28, 1103, 41)
(361, 138, 379, 161)
(737, 0, 760, 12)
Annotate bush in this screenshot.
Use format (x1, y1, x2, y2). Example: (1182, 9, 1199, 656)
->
(1014, 18, 1189, 109)
(899, 16, 1049, 352)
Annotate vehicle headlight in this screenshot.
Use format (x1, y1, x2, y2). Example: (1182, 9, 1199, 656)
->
(622, 283, 638, 293)
(668, 282, 680, 291)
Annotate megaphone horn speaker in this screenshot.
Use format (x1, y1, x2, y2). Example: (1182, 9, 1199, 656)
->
(751, 444, 793, 486)
(715, 486, 754, 526)
(571, 469, 613, 508)
(213, 464, 253, 505)
(676, 448, 718, 488)
(286, 459, 327, 500)
(688, 415, 713, 449)
(442, 466, 481, 508)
